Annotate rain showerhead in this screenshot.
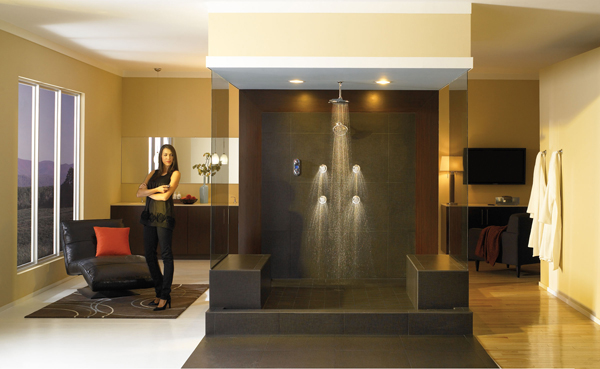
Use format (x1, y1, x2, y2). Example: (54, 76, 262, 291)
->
(328, 81, 348, 104)
(333, 122, 348, 136)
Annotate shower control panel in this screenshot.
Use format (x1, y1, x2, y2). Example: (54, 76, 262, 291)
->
(293, 159, 301, 176)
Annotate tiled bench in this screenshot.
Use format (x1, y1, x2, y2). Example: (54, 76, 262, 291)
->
(406, 254, 469, 310)
(209, 254, 271, 309)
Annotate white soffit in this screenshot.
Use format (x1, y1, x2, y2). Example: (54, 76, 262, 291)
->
(206, 1, 472, 14)
(206, 56, 473, 90)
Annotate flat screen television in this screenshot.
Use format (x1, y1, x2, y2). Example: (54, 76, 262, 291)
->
(463, 148, 526, 185)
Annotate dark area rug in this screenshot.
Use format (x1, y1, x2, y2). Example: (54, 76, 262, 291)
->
(25, 284, 208, 319)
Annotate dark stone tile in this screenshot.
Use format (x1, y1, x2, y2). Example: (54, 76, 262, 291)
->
(261, 181, 291, 231)
(262, 231, 290, 279)
(418, 270, 469, 309)
(291, 112, 332, 134)
(348, 113, 389, 134)
(213, 312, 279, 335)
(401, 335, 472, 352)
(277, 301, 295, 309)
(406, 257, 418, 309)
(263, 112, 291, 133)
(265, 335, 342, 351)
(343, 314, 408, 335)
(361, 182, 390, 232)
(405, 349, 491, 368)
(334, 349, 411, 368)
(279, 312, 344, 334)
(408, 310, 473, 335)
(261, 132, 290, 182)
(210, 269, 264, 309)
(289, 182, 319, 230)
(388, 182, 415, 231)
(465, 336, 500, 368)
(387, 232, 416, 278)
(389, 133, 416, 185)
(290, 133, 332, 183)
(182, 347, 261, 368)
(389, 113, 416, 134)
(196, 336, 270, 351)
(205, 311, 215, 335)
(257, 349, 336, 368)
(350, 133, 389, 183)
(351, 232, 387, 278)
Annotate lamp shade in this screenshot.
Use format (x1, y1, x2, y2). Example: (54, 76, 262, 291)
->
(440, 156, 464, 172)
(220, 153, 228, 165)
(211, 152, 220, 165)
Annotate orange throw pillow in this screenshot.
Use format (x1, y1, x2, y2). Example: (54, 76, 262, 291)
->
(94, 227, 132, 257)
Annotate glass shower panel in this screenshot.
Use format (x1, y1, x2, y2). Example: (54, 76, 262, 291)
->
(210, 71, 230, 268)
(447, 72, 469, 262)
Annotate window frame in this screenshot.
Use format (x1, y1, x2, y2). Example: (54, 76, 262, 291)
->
(17, 77, 82, 271)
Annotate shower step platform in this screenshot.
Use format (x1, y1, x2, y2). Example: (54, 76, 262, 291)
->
(206, 263, 472, 336)
(205, 307, 472, 336)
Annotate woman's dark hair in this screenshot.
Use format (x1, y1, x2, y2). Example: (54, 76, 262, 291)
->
(155, 144, 179, 176)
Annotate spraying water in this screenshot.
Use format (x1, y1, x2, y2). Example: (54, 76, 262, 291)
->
(306, 82, 371, 279)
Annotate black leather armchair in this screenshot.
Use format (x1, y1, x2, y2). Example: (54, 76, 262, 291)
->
(61, 219, 154, 298)
(468, 213, 540, 277)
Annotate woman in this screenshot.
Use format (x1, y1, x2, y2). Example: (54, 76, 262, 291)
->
(136, 144, 181, 311)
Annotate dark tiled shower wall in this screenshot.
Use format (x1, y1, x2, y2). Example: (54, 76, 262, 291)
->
(261, 112, 416, 279)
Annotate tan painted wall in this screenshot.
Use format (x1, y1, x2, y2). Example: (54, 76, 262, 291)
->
(539, 46, 600, 314)
(122, 78, 212, 137)
(467, 80, 540, 205)
(0, 30, 121, 308)
(120, 80, 239, 204)
(209, 13, 470, 57)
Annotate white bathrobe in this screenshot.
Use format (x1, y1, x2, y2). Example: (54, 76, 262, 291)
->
(539, 151, 562, 270)
(527, 151, 546, 257)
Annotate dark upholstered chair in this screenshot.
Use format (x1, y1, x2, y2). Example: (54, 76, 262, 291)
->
(468, 213, 540, 278)
(61, 219, 154, 298)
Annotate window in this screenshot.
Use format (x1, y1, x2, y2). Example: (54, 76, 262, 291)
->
(17, 79, 81, 268)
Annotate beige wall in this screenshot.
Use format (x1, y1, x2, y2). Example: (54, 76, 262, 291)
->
(467, 79, 540, 205)
(122, 77, 212, 137)
(539, 46, 600, 314)
(120, 80, 239, 204)
(209, 13, 470, 57)
(1, 30, 122, 308)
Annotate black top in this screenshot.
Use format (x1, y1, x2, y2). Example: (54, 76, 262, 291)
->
(140, 170, 175, 230)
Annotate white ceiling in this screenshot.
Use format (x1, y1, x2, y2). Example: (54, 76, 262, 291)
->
(1, 0, 600, 87)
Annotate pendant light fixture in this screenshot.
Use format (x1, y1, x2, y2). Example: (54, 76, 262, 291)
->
(220, 138, 228, 165)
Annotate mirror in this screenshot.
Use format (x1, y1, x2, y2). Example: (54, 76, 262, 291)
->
(121, 137, 238, 184)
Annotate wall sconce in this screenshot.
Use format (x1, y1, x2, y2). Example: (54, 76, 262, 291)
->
(440, 156, 463, 205)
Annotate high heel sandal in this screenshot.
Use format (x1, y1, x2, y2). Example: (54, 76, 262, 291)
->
(153, 298, 171, 311)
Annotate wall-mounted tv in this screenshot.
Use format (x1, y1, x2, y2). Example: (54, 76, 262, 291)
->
(463, 148, 526, 185)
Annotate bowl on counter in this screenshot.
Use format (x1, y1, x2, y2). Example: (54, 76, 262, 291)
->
(180, 198, 197, 204)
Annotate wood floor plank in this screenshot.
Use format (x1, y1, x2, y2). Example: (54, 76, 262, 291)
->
(470, 261, 600, 369)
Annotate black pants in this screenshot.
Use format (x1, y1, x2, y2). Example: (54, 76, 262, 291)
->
(143, 225, 174, 300)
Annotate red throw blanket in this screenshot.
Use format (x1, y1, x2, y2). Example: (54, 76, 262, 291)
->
(475, 225, 508, 266)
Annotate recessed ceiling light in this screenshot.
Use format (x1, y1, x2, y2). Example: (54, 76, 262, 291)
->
(289, 79, 304, 84)
(376, 80, 391, 85)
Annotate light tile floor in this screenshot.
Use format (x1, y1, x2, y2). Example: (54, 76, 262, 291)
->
(0, 260, 210, 369)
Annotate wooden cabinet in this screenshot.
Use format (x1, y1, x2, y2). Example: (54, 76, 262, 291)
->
(468, 206, 527, 229)
(442, 205, 527, 256)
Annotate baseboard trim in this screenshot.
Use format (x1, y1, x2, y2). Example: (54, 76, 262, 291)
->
(0, 276, 77, 313)
(539, 281, 600, 326)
